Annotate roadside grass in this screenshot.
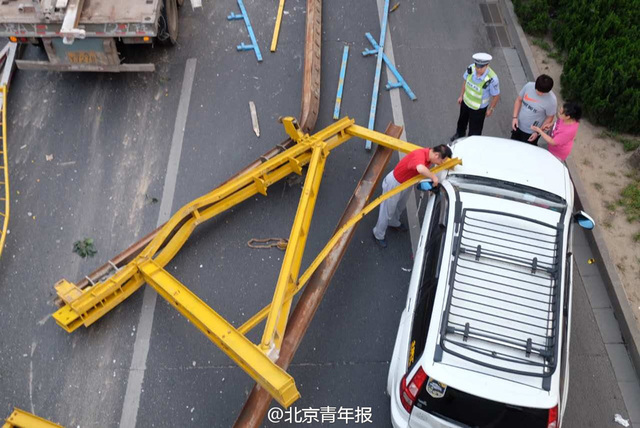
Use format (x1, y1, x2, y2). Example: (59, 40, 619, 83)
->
(618, 181, 640, 223)
(598, 130, 640, 152)
(531, 37, 565, 64)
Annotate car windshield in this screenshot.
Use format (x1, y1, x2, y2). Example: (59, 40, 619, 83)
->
(448, 174, 566, 212)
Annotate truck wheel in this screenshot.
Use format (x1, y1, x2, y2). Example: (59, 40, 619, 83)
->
(159, 0, 179, 45)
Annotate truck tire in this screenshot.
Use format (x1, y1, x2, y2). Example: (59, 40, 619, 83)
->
(158, 0, 179, 45)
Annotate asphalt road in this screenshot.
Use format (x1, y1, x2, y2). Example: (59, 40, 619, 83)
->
(0, 0, 630, 427)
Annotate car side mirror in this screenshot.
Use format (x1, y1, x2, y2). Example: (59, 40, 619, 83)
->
(574, 210, 595, 230)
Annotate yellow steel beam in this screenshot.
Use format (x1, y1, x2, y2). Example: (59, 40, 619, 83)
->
(51, 116, 456, 408)
(54, 117, 355, 332)
(270, 0, 286, 52)
(345, 124, 421, 153)
(0, 86, 10, 259)
(239, 157, 463, 335)
(3, 408, 64, 428)
(260, 142, 328, 356)
(138, 260, 300, 407)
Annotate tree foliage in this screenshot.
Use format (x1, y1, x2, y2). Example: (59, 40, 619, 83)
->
(513, 0, 640, 133)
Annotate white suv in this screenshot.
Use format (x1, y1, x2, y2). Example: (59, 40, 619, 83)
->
(387, 136, 594, 428)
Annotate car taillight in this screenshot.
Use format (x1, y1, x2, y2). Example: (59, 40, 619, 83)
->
(547, 405, 558, 428)
(399, 367, 428, 413)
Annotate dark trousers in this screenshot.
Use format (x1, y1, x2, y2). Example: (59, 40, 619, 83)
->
(511, 128, 540, 146)
(456, 102, 487, 137)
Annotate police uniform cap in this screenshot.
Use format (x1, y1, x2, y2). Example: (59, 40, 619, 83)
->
(472, 52, 492, 66)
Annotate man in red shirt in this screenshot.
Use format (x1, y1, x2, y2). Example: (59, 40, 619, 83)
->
(373, 144, 452, 248)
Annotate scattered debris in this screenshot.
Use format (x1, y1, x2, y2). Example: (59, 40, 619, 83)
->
(73, 238, 97, 258)
(390, 2, 400, 12)
(145, 193, 159, 204)
(588, 258, 596, 264)
(364, 0, 390, 150)
(401, 267, 411, 272)
(363, 32, 417, 100)
(270, 0, 286, 52)
(614, 414, 629, 427)
(248, 237, 288, 250)
(45, 154, 54, 161)
(333, 45, 350, 120)
(249, 101, 260, 137)
(227, 0, 263, 62)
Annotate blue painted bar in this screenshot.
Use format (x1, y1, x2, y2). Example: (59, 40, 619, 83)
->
(333, 45, 350, 120)
(227, 0, 262, 62)
(365, 0, 390, 150)
(363, 32, 417, 101)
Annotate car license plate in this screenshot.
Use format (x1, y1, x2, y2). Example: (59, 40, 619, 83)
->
(67, 51, 98, 64)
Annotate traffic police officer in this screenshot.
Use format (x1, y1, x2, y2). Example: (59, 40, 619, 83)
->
(450, 53, 501, 141)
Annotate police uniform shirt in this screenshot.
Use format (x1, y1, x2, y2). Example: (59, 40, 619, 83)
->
(462, 64, 500, 108)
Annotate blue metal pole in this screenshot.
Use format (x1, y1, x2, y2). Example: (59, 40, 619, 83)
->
(363, 32, 417, 101)
(333, 45, 350, 120)
(228, 0, 262, 62)
(365, 0, 390, 150)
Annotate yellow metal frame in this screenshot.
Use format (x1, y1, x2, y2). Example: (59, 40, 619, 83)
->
(3, 408, 63, 428)
(52, 116, 461, 407)
(0, 85, 9, 258)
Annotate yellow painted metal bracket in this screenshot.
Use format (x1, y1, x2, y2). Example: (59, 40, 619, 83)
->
(260, 142, 328, 356)
(139, 260, 300, 407)
(0, 85, 10, 259)
(52, 116, 460, 407)
(346, 124, 421, 153)
(3, 408, 63, 428)
(238, 157, 463, 335)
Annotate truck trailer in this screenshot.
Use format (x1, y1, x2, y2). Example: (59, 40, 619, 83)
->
(0, 0, 198, 72)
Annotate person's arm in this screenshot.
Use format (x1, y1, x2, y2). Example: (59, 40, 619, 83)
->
(486, 94, 500, 117)
(457, 81, 466, 105)
(541, 114, 555, 131)
(531, 125, 556, 145)
(416, 164, 439, 186)
(512, 96, 523, 130)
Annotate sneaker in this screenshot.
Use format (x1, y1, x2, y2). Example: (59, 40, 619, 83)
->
(450, 133, 462, 142)
(389, 223, 409, 232)
(372, 232, 387, 248)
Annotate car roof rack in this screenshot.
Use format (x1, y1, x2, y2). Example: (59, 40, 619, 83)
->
(436, 208, 563, 390)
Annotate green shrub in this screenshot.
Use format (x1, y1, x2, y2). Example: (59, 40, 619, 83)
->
(513, 0, 640, 134)
(513, 0, 551, 35)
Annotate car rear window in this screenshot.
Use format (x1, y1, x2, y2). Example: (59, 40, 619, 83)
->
(414, 379, 548, 428)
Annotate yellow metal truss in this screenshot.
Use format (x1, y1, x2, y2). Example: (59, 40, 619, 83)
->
(2, 408, 64, 428)
(52, 116, 461, 407)
(0, 85, 10, 259)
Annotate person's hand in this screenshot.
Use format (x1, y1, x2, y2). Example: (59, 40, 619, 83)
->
(432, 175, 439, 187)
(457, 96, 463, 105)
(542, 122, 553, 132)
(511, 118, 518, 131)
(486, 107, 494, 118)
(531, 124, 542, 134)
(528, 132, 539, 142)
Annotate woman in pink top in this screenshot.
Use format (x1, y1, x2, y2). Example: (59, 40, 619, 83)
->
(531, 101, 582, 161)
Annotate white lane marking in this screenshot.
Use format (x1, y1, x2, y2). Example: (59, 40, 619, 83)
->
(119, 58, 197, 428)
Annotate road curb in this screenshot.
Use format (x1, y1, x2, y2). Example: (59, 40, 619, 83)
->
(499, 0, 640, 381)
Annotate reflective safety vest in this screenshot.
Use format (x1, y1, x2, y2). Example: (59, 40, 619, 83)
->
(463, 65, 497, 110)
